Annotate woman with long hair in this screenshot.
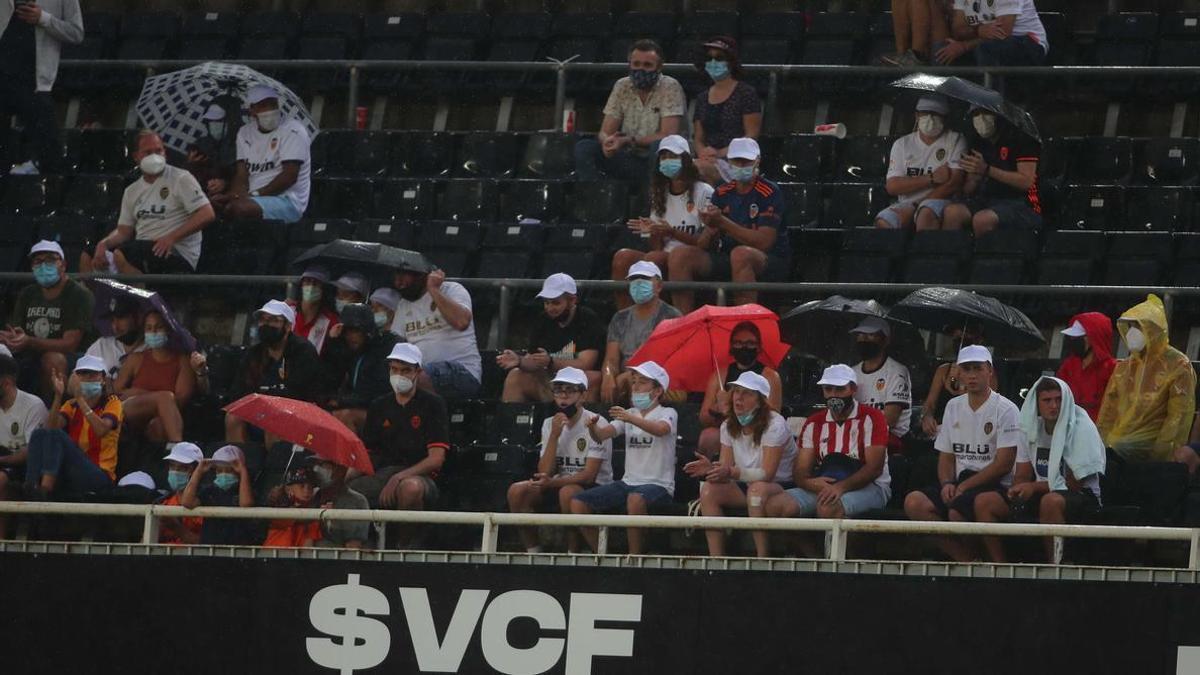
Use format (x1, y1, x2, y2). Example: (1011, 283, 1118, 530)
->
(691, 36, 762, 184)
(697, 321, 783, 457)
(114, 309, 200, 443)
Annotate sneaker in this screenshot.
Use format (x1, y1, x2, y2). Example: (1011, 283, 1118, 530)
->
(896, 49, 926, 67)
(9, 160, 39, 175)
(879, 51, 905, 66)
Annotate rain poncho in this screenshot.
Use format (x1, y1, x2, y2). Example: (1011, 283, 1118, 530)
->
(1020, 376, 1106, 492)
(1056, 311, 1116, 421)
(1096, 295, 1196, 461)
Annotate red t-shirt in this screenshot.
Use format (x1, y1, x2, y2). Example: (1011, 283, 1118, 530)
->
(1057, 356, 1116, 422)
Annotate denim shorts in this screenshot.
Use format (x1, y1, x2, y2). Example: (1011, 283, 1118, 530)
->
(572, 480, 671, 512)
(424, 360, 481, 399)
(251, 195, 303, 223)
(785, 483, 888, 517)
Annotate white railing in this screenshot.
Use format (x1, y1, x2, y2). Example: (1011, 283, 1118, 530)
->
(1, 501, 1197, 569)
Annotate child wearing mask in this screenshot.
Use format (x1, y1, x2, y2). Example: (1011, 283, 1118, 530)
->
(159, 441, 205, 545)
(875, 95, 966, 230)
(182, 444, 256, 545)
(264, 465, 322, 548)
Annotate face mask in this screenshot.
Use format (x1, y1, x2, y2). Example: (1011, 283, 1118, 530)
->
(212, 473, 238, 491)
(558, 403, 579, 419)
(705, 59, 730, 81)
(630, 69, 660, 90)
(855, 342, 883, 360)
(335, 299, 348, 313)
(139, 152, 167, 176)
(736, 408, 757, 426)
(1066, 337, 1089, 358)
(398, 284, 425, 302)
(143, 332, 168, 349)
(826, 395, 854, 416)
(373, 311, 390, 329)
(917, 115, 943, 138)
(631, 392, 654, 410)
(730, 164, 756, 183)
(258, 325, 285, 346)
(390, 374, 414, 395)
(33, 263, 60, 288)
(207, 122, 225, 141)
(167, 470, 191, 492)
(301, 286, 322, 303)
(313, 465, 335, 488)
(629, 279, 655, 305)
(116, 329, 141, 346)
(659, 158, 683, 178)
(255, 109, 281, 132)
(973, 113, 997, 139)
(1124, 327, 1146, 353)
(730, 347, 758, 366)
(79, 381, 103, 399)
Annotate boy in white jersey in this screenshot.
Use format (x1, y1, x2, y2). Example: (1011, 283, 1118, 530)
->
(506, 367, 612, 553)
(904, 345, 1024, 562)
(217, 85, 311, 224)
(573, 361, 677, 554)
(875, 95, 966, 230)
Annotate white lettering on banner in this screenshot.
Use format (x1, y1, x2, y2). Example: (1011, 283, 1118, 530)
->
(307, 575, 642, 674)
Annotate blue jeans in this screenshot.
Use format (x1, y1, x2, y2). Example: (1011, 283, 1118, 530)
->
(784, 483, 888, 517)
(574, 137, 659, 183)
(424, 360, 481, 399)
(25, 428, 113, 497)
(934, 35, 1046, 67)
(572, 480, 671, 512)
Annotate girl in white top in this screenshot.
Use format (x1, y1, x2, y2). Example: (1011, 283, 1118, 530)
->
(610, 134, 715, 309)
(685, 370, 799, 557)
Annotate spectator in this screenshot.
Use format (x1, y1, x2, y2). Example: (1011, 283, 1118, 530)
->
(0, 0, 82, 175)
(0, 352, 47, 538)
(82, 130, 215, 275)
(158, 441, 204, 545)
(214, 85, 311, 224)
(614, 134, 715, 310)
(850, 317, 913, 453)
(506, 367, 612, 553)
(226, 300, 322, 442)
(683, 371, 798, 558)
(935, 0, 1048, 66)
(0, 241, 94, 400)
(874, 96, 967, 231)
(186, 104, 238, 199)
(293, 266, 340, 356)
(918, 323, 996, 438)
(698, 321, 783, 457)
(1099, 294, 1196, 462)
(312, 457, 369, 549)
(574, 39, 684, 183)
(600, 262, 682, 404)
(903, 345, 1023, 563)
(264, 465, 322, 548)
(573, 362, 676, 554)
(325, 303, 398, 433)
(692, 36, 763, 184)
(85, 297, 144, 380)
(942, 106, 1042, 236)
(765, 365, 890, 523)
(332, 272, 370, 315)
(113, 310, 200, 444)
(181, 444, 257, 546)
(496, 273, 606, 403)
(368, 287, 400, 334)
(390, 267, 481, 399)
(1010, 377, 1105, 562)
(881, 0, 951, 66)
(1056, 312, 1115, 423)
(24, 355, 121, 499)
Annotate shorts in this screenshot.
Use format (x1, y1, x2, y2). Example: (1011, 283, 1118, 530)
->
(784, 482, 888, 517)
(874, 203, 915, 229)
(349, 466, 440, 509)
(1020, 488, 1101, 523)
(916, 479, 1007, 521)
(118, 240, 195, 274)
(733, 480, 796, 494)
(250, 195, 303, 223)
(536, 483, 596, 512)
(424, 360, 481, 399)
(958, 198, 1042, 230)
(572, 480, 671, 513)
(708, 250, 790, 283)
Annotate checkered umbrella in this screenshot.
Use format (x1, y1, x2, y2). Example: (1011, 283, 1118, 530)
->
(135, 61, 318, 153)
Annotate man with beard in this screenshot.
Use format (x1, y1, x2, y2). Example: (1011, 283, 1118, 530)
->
(389, 267, 481, 399)
(850, 317, 912, 453)
(324, 303, 399, 433)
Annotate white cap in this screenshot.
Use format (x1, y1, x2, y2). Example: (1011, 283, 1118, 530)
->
(300, 265, 330, 283)
(727, 137, 761, 161)
(118, 471, 156, 490)
(729, 370, 771, 397)
(255, 299, 296, 326)
(0, 344, 11, 358)
(245, 84, 279, 105)
(628, 361, 670, 390)
(212, 444, 242, 463)
(369, 287, 400, 311)
(658, 134, 690, 156)
(74, 355, 107, 374)
(550, 366, 589, 390)
(386, 342, 422, 366)
(536, 273, 577, 299)
(203, 104, 226, 121)
(164, 442, 204, 465)
(333, 272, 370, 298)
(956, 344, 993, 365)
(29, 240, 64, 259)
(849, 316, 891, 338)
(626, 261, 663, 279)
(817, 364, 857, 387)
(1061, 320, 1087, 337)
(916, 95, 949, 115)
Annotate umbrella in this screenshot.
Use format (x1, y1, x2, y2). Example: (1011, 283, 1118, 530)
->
(890, 73, 1041, 142)
(224, 394, 375, 475)
(291, 239, 437, 277)
(887, 287, 1043, 350)
(779, 295, 925, 365)
(87, 278, 197, 353)
(627, 305, 790, 393)
(136, 62, 319, 154)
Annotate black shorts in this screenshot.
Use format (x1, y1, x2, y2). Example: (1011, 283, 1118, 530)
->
(707, 251, 790, 283)
(958, 198, 1042, 230)
(917, 479, 1007, 521)
(1024, 488, 1100, 523)
(119, 240, 195, 274)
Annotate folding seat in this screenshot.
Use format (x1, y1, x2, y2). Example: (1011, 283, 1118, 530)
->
(237, 36, 290, 60)
(490, 12, 552, 40)
(774, 134, 837, 182)
(544, 37, 602, 62)
(290, 218, 353, 246)
(240, 11, 300, 40)
(835, 227, 906, 283)
(83, 12, 119, 42)
(306, 178, 373, 220)
(1098, 12, 1159, 41)
(790, 227, 842, 282)
(520, 133, 575, 178)
(801, 38, 856, 66)
(1069, 137, 1133, 184)
(426, 12, 491, 40)
(1037, 230, 1105, 285)
(411, 38, 478, 92)
(296, 36, 347, 61)
(0, 175, 63, 217)
(807, 11, 871, 39)
(181, 12, 239, 40)
(37, 213, 97, 246)
(436, 180, 499, 222)
(969, 229, 1038, 285)
(301, 12, 361, 42)
(476, 249, 533, 279)
(835, 136, 891, 182)
(902, 229, 972, 284)
(417, 221, 483, 276)
(446, 399, 489, 450)
(1137, 138, 1200, 186)
(612, 11, 676, 44)
(1102, 232, 1174, 286)
(363, 13, 425, 42)
(421, 249, 471, 278)
(311, 130, 355, 177)
(360, 40, 417, 91)
(177, 37, 228, 60)
(1038, 12, 1070, 64)
(740, 11, 806, 39)
(77, 130, 135, 176)
(59, 175, 123, 221)
(482, 221, 545, 250)
(1161, 12, 1200, 38)
(121, 11, 178, 41)
(1037, 136, 1075, 187)
(777, 182, 822, 228)
(1057, 185, 1125, 230)
(541, 224, 608, 279)
(116, 37, 169, 60)
(472, 41, 540, 92)
(390, 133, 455, 178)
(346, 131, 391, 178)
(821, 183, 888, 229)
(738, 39, 792, 65)
(1124, 187, 1192, 232)
(1157, 39, 1200, 67)
(370, 180, 436, 222)
(1174, 233, 1200, 291)
(353, 218, 416, 247)
(454, 133, 521, 179)
(567, 182, 628, 224)
(499, 180, 565, 223)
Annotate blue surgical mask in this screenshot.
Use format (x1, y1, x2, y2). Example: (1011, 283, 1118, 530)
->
(167, 470, 191, 492)
(736, 408, 758, 426)
(658, 158, 682, 178)
(33, 263, 60, 288)
(212, 473, 238, 491)
(79, 381, 103, 399)
(373, 311, 389, 329)
(631, 392, 654, 410)
(301, 285, 322, 303)
(730, 164, 756, 183)
(629, 279, 655, 305)
(705, 59, 730, 81)
(144, 332, 168, 349)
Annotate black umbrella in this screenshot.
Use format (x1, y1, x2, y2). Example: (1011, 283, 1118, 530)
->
(780, 295, 925, 365)
(886, 287, 1043, 350)
(889, 73, 1041, 142)
(291, 239, 436, 276)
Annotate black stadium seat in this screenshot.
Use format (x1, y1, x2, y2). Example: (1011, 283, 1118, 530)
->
(836, 227, 906, 283)
(1058, 185, 1125, 230)
(307, 178, 373, 220)
(836, 136, 891, 181)
(1069, 137, 1133, 184)
(775, 134, 837, 182)
(1, 175, 63, 217)
(1125, 187, 1192, 232)
(568, 182, 628, 224)
(491, 12, 551, 40)
(778, 182, 821, 228)
(521, 134, 574, 178)
(371, 180, 436, 222)
(391, 133, 455, 178)
(1037, 230, 1105, 285)
(821, 183, 888, 229)
(613, 11, 676, 43)
(1138, 137, 1200, 185)
(181, 12, 239, 40)
(1102, 232, 1174, 286)
(455, 133, 521, 178)
(437, 180, 500, 222)
(679, 11, 738, 39)
(499, 180, 565, 223)
(301, 12, 361, 42)
(353, 219, 416, 247)
(741, 11, 806, 39)
(364, 13, 425, 42)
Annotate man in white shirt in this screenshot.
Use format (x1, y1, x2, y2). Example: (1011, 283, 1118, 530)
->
(389, 266, 481, 398)
(82, 130, 214, 274)
(84, 297, 144, 380)
(935, 0, 1048, 66)
(904, 345, 1025, 562)
(216, 85, 311, 224)
(0, 352, 48, 538)
(849, 317, 912, 452)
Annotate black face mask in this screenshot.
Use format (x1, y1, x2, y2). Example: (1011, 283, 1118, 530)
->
(398, 282, 425, 302)
(826, 395, 855, 416)
(855, 341, 883, 360)
(116, 329, 141, 346)
(558, 403, 578, 418)
(1066, 337, 1089, 358)
(258, 325, 286, 346)
(730, 347, 758, 366)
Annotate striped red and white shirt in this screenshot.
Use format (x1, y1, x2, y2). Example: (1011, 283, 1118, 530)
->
(800, 402, 890, 493)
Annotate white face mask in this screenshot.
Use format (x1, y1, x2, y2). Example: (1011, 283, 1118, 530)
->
(390, 374, 414, 395)
(207, 121, 225, 141)
(256, 109, 281, 132)
(139, 152, 166, 176)
(1124, 327, 1147, 353)
(973, 113, 997, 139)
(917, 114, 943, 138)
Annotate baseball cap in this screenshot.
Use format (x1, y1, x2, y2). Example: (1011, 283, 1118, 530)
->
(255, 299, 296, 326)
(212, 445, 242, 463)
(727, 137, 761, 161)
(729, 370, 771, 397)
(285, 466, 317, 485)
(1061, 320, 1087, 337)
(956, 344, 993, 365)
(203, 104, 226, 121)
(916, 95, 949, 115)
(29, 240, 64, 259)
(817, 364, 857, 387)
(333, 272, 370, 298)
(245, 84, 279, 105)
(164, 442, 204, 465)
(626, 261, 663, 279)
(702, 36, 738, 58)
(536, 273, 578, 299)
(74, 355, 107, 374)
(849, 316, 891, 338)
(550, 366, 589, 390)
(300, 265, 331, 284)
(118, 471, 156, 490)
(628, 361, 670, 390)
(369, 287, 400, 311)
(658, 134, 690, 156)
(386, 342, 422, 366)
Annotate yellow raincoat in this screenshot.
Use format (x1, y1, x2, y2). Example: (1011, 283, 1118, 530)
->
(1096, 295, 1196, 461)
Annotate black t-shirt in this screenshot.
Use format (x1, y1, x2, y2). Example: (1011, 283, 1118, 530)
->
(361, 388, 450, 470)
(527, 306, 607, 363)
(197, 485, 260, 545)
(972, 130, 1042, 213)
(0, 13, 36, 82)
(724, 360, 764, 386)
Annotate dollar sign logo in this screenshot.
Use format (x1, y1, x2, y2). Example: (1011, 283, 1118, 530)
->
(307, 573, 391, 674)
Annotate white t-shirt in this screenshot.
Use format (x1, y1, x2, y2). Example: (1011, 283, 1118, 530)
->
(934, 390, 1026, 487)
(954, 0, 1048, 53)
(886, 130, 968, 205)
(853, 357, 913, 437)
(236, 117, 312, 215)
(389, 282, 482, 382)
(1017, 423, 1103, 500)
(651, 182, 714, 253)
(610, 404, 677, 494)
(719, 411, 799, 483)
(0, 390, 48, 453)
(117, 165, 210, 268)
(541, 410, 613, 486)
(85, 336, 145, 381)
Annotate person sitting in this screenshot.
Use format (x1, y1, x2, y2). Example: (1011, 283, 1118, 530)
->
(573, 362, 676, 554)
(292, 266, 340, 356)
(264, 465, 322, 548)
(390, 268, 481, 399)
(698, 321, 783, 458)
(691, 36, 762, 184)
(368, 287, 400, 335)
(850, 317, 913, 453)
(84, 297, 144, 380)
(600, 262, 682, 404)
(1056, 312, 1115, 423)
(0, 352, 48, 538)
(324, 303, 398, 434)
(874, 95, 966, 231)
(332, 272, 370, 315)
(311, 457, 369, 549)
(158, 441, 204, 545)
(934, 0, 1048, 66)
(496, 273, 606, 403)
(186, 103, 238, 200)
(941, 106, 1042, 236)
(181, 445, 257, 545)
(881, 0, 951, 65)
(918, 323, 997, 439)
(113, 310, 201, 444)
(683, 371, 798, 558)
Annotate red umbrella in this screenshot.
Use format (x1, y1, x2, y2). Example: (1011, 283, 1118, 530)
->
(627, 304, 790, 393)
(223, 394, 375, 475)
